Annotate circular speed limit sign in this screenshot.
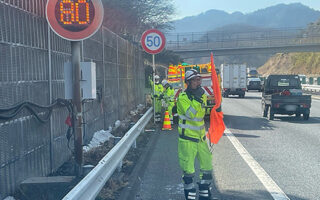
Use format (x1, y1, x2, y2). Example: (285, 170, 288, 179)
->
(46, 0, 104, 41)
(141, 29, 166, 54)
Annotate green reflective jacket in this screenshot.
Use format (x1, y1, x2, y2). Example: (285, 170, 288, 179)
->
(177, 92, 207, 139)
(164, 86, 175, 103)
(149, 78, 163, 96)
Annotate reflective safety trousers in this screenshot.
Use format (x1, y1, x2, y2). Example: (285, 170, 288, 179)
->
(178, 138, 213, 175)
(150, 79, 163, 113)
(154, 83, 163, 113)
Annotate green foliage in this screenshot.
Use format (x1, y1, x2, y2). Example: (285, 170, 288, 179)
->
(144, 50, 183, 65)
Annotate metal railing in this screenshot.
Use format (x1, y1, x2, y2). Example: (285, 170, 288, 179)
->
(166, 27, 320, 51)
(302, 84, 320, 93)
(62, 107, 153, 200)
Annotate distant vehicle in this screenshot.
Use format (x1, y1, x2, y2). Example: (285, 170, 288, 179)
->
(261, 75, 311, 120)
(221, 64, 247, 98)
(247, 77, 262, 92)
(247, 69, 259, 78)
(200, 73, 222, 114)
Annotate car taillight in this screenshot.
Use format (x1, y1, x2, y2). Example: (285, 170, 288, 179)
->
(242, 88, 246, 91)
(281, 90, 291, 96)
(274, 103, 280, 108)
(224, 88, 228, 91)
(301, 103, 309, 108)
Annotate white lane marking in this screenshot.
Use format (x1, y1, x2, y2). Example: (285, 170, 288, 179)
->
(224, 128, 290, 200)
(312, 96, 320, 100)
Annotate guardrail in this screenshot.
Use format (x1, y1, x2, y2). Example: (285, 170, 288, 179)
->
(302, 84, 320, 93)
(302, 84, 320, 95)
(63, 107, 153, 200)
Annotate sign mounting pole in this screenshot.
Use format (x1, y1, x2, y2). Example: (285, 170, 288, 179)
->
(152, 54, 156, 123)
(71, 41, 82, 175)
(141, 29, 166, 124)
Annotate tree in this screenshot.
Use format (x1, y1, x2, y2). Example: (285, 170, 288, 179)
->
(102, 0, 175, 39)
(144, 50, 183, 65)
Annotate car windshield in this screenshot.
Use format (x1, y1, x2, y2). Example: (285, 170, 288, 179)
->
(270, 77, 300, 87)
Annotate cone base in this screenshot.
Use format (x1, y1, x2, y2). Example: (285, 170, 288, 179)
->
(162, 128, 172, 130)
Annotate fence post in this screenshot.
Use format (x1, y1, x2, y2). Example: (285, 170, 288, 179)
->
(102, 28, 106, 130)
(177, 33, 179, 49)
(116, 36, 121, 120)
(48, 25, 54, 173)
(207, 32, 209, 49)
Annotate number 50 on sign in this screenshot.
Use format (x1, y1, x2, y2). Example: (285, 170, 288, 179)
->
(141, 29, 166, 54)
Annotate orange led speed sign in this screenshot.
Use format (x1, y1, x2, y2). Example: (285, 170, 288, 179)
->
(46, 0, 104, 41)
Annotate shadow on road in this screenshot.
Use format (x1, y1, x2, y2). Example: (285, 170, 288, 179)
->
(216, 189, 308, 200)
(224, 96, 261, 100)
(224, 114, 275, 131)
(244, 96, 262, 100)
(275, 116, 320, 124)
(232, 133, 260, 138)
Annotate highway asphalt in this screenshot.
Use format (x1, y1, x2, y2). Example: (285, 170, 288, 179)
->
(121, 92, 320, 200)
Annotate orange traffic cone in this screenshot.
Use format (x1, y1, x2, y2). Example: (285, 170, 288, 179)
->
(162, 110, 172, 130)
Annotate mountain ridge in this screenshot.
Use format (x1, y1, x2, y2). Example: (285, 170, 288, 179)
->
(172, 3, 320, 33)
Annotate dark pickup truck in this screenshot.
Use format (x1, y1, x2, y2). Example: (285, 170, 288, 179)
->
(261, 75, 311, 120)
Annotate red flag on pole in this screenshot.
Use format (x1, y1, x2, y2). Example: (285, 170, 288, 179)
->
(206, 53, 226, 144)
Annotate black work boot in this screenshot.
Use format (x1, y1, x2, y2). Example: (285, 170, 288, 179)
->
(198, 183, 212, 200)
(184, 188, 196, 200)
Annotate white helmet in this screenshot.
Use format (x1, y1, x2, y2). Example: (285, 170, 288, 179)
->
(154, 75, 160, 80)
(161, 80, 168, 87)
(185, 69, 200, 81)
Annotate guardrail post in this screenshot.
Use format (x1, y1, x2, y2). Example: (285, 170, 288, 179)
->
(132, 140, 137, 149)
(117, 160, 123, 172)
(113, 136, 123, 172)
(309, 77, 314, 85)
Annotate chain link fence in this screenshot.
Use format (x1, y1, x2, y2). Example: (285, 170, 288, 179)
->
(0, 1, 146, 198)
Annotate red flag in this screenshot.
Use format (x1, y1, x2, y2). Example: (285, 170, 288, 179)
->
(206, 53, 226, 144)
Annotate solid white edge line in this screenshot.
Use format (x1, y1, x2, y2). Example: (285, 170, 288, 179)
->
(224, 128, 290, 200)
(312, 96, 320, 100)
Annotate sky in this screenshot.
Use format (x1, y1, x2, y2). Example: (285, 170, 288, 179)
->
(173, 0, 320, 19)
